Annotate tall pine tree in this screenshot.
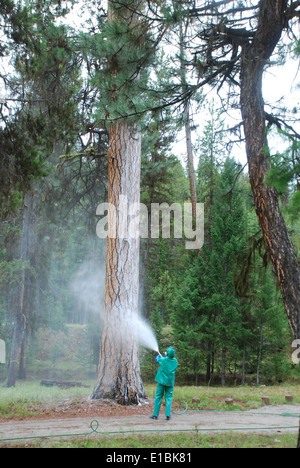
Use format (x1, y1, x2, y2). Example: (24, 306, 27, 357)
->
(91, 0, 156, 404)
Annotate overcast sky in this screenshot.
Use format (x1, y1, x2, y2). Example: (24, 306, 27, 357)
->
(173, 56, 300, 172)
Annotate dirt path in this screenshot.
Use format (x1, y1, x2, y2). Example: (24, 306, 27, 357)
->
(0, 405, 299, 442)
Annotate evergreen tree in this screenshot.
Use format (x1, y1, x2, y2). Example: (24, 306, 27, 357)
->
(0, 0, 80, 218)
(251, 267, 290, 385)
(266, 132, 300, 221)
(173, 157, 248, 384)
(1, 0, 81, 386)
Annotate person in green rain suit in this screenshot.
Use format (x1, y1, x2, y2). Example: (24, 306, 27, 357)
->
(150, 347, 178, 421)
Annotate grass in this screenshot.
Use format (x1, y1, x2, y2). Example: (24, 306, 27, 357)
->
(55, 432, 297, 448)
(155, 383, 300, 412)
(0, 380, 95, 420)
(0, 381, 299, 448)
(2, 432, 299, 449)
(1, 381, 300, 419)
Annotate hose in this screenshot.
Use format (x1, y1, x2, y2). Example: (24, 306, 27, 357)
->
(0, 403, 299, 443)
(172, 400, 188, 415)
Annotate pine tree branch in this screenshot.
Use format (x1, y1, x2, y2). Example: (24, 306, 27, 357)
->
(189, 0, 259, 18)
(287, 0, 300, 19)
(265, 112, 300, 140)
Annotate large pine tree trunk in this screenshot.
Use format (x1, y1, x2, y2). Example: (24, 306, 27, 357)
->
(240, 0, 300, 341)
(91, 0, 146, 404)
(91, 122, 146, 404)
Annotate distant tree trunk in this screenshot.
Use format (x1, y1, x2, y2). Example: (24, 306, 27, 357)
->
(221, 347, 226, 386)
(184, 103, 198, 219)
(6, 191, 32, 387)
(91, 121, 146, 404)
(256, 319, 263, 386)
(18, 328, 29, 380)
(240, 0, 300, 340)
(179, 22, 198, 219)
(205, 339, 211, 383)
(242, 343, 246, 385)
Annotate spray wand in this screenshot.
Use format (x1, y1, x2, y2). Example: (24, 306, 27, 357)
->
(156, 350, 162, 357)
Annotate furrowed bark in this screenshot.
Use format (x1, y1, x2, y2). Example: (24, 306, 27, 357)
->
(91, 0, 146, 405)
(240, 0, 300, 339)
(91, 122, 145, 404)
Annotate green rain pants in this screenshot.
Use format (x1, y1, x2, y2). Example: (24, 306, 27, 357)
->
(153, 383, 174, 417)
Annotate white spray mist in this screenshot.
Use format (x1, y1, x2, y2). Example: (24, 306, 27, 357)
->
(71, 261, 159, 353)
(129, 313, 159, 352)
(70, 261, 105, 319)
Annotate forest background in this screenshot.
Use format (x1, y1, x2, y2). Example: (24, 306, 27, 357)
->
(0, 0, 299, 389)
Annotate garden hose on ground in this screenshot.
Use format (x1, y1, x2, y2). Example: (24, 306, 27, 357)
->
(0, 402, 299, 443)
(172, 400, 188, 415)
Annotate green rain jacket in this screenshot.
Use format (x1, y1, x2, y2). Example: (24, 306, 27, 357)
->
(155, 347, 178, 387)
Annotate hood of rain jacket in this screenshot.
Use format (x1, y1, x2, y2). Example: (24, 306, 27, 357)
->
(155, 348, 178, 387)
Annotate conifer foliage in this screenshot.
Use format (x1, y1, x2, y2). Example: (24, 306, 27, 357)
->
(0, 1, 299, 430)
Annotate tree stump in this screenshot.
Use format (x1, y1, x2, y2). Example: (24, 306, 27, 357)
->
(262, 396, 270, 405)
(192, 397, 201, 404)
(225, 398, 233, 405)
(285, 394, 293, 403)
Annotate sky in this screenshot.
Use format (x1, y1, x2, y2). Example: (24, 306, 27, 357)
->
(55, 1, 300, 174)
(2, 2, 299, 174)
(173, 56, 300, 172)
